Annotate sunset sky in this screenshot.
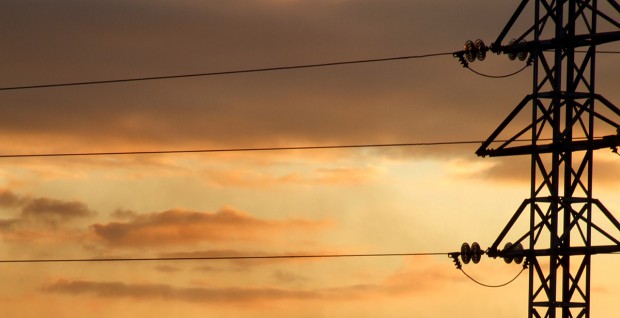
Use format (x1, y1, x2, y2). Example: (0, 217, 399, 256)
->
(1, 1, 620, 317)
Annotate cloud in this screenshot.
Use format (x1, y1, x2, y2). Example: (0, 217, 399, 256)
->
(0, 190, 95, 230)
(91, 207, 330, 247)
(42, 280, 321, 303)
(272, 270, 308, 284)
(471, 155, 620, 185)
(474, 157, 530, 184)
(204, 166, 378, 188)
(40, 256, 463, 305)
(0, 190, 94, 242)
(153, 265, 181, 273)
(21, 197, 94, 226)
(158, 249, 341, 270)
(0, 190, 25, 207)
(381, 257, 463, 296)
(595, 158, 620, 185)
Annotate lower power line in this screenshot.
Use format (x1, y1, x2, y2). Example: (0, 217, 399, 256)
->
(0, 252, 450, 264)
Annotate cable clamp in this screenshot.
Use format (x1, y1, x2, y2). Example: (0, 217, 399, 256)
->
(448, 252, 462, 269)
(453, 52, 469, 68)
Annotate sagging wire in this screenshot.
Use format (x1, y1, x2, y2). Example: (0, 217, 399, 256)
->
(465, 63, 531, 79)
(459, 263, 527, 288)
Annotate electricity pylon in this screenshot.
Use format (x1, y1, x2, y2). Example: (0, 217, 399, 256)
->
(456, 1, 620, 317)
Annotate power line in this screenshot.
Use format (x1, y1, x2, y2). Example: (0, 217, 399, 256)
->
(575, 50, 620, 54)
(0, 136, 602, 159)
(2, 50, 616, 93)
(0, 52, 454, 92)
(466, 63, 530, 78)
(0, 140, 485, 159)
(459, 265, 526, 288)
(0, 252, 450, 264)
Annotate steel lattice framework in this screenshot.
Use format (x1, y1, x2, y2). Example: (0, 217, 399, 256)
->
(474, 1, 620, 317)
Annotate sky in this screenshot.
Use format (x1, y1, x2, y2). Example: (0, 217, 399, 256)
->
(0, 0, 620, 317)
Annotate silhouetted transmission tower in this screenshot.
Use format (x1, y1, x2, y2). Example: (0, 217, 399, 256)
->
(453, 1, 620, 317)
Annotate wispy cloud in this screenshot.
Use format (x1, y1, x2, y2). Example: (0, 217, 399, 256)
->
(272, 270, 309, 284)
(91, 207, 330, 247)
(204, 166, 378, 188)
(42, 279, 321, 303)
(41, 256, 461, 305)
(159, 249, 343, 270)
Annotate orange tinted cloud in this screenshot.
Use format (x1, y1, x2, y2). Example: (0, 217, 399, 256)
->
(0, 190, 94, 243)
(159, 249, 344, 270)
(40, 256, 463, 305)
(91, 207, 330, 247)
(42, 279, 321, 303)
(204, 166, 377, 188)
(475, 156, 620, 185)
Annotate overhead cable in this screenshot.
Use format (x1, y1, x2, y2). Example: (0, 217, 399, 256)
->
(2, 50, 617, 92)
(0, 52, 453, 92)
(459, 265, 527, 288)
(572, 50, 620, 54)
(0, 141, 484, 159)
(466, 63, 530, 79)
(0, 252, 450, 264)
(0, 136, 599, 159)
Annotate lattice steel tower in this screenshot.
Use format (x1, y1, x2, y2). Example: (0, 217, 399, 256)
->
(457, 1, 620, 317)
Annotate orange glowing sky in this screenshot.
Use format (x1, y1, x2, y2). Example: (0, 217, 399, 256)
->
(1, 1, 620, 317)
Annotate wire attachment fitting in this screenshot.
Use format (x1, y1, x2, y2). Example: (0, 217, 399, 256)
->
(449, 252, 462, 269)
(454, 53, 468, 68)
(613, 127, 620, 156)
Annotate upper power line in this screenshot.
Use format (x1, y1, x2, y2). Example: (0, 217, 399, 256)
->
(0, 137, 602, 159)
(2, 50, 616, 92)
(0, 52, 453, 92)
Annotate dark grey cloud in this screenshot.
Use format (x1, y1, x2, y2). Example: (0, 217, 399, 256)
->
(22, 198, 93, 225)
(0, 190, 94, 231)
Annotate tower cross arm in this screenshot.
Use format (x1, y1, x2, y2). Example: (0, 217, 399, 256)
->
(479, 132, 620, 157)
(494, 31, 620, 55)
